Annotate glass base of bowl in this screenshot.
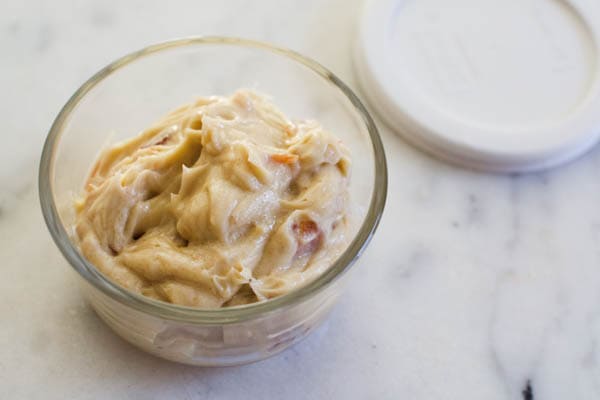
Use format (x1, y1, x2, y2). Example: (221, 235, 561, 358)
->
(84, 279, 341, 366)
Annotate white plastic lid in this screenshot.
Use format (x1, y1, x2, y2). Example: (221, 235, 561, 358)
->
(355, 0, 600, 172)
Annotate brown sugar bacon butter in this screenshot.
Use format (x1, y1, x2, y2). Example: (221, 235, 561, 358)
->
(74, 90, 352, 308)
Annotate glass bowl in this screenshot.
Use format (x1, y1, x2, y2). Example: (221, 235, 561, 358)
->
(39, 37, 387, 366)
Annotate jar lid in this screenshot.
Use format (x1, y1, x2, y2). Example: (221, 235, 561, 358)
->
(355, 0, 600, 172)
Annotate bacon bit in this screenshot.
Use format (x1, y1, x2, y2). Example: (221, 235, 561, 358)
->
(154, 136, 170, 146)
(284, 125, 297, 137)
(293, 220, 319, 239)
(270, 153, 299, 164)
(292, 219, 322, 257)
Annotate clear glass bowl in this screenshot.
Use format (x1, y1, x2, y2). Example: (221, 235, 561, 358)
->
(39, 37, 387, 366)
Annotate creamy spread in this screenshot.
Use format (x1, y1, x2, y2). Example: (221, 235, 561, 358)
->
(75, 90, 352, 308)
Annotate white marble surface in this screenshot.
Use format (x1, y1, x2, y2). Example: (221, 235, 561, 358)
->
(2, 0, 600, 399)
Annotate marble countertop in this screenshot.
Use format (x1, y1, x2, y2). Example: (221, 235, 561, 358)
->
(3, 0, 600, 398)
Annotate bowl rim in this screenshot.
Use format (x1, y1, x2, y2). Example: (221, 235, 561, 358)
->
(39, 36, 388, 324)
